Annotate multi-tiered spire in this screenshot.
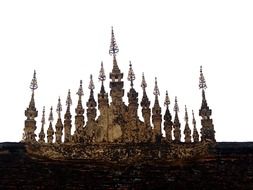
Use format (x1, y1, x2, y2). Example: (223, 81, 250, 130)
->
(47, 106, 54, 144)
(173, 97, 181, 142)
(64, 90, 72, 143)
(73, 80, 85, 142)
(140, 73, 152, 141)
(199, 66, 215, 142)
(87, 75, 97, 122)
(55, 97, 63, 144)
(192, 110, 199, 142)
(38, 106, 46, 143)
(183, 105, 191, 143)
(164, 91, 173, 142)
(152, 77, 162, 142)
(23, 29, 215, 146)
(24, 70, 38, 143)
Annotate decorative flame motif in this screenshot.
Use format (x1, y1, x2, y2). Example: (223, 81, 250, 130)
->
(98, 62, 106, 82)
(199, 66, 207, 90)
(153, 77, 160, 96)
(88, 74, 95, 90)
(30, 70, 38, 91)
(164, 90, 170, 107)
(109, 27, 119, 56)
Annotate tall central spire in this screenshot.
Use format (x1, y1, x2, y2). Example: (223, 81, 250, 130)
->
(109, 27, 121, 75)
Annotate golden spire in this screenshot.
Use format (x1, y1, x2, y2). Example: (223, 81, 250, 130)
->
(56, 97, 62, 118)
(127, 61, 135, 88)
(38, 106, 46, 143)
(41, 106, 46, 126)
(192, 110, 199, 142)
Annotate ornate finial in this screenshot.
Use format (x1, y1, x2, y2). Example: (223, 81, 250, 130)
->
(66, 89, 72, 106)
(199, 66, 207, 90)
(30, 70, 38, 92)
(98, 62, 106, 82)
(41, 106, 46, 125)
(127, 61, 135, 88)
(164, 90, 170, 107)
(77, 80, 84, 97)
(153, 77, 160, 96)
(173, 96, 179, 112)
(109, 26, 119, 56)
(141, 72, 147, 90)
(192, 110, 196, 125)
(49, 106, 54, 122)
(88, 74, 95, 90)
(56, 97, 62, 117)
(184, 105, 189, 122)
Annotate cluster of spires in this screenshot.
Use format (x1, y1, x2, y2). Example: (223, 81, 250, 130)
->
(23, 28, 215, 144)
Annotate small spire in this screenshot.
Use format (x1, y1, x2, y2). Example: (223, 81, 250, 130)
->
(141, 72, 147, 90)
(109, 26, 119, 56)
(41, 106, 46, 125)
(49, 106, 54, 122)
(30, 70, 38, 92)
(164, 90, 170, 108)
(192, 110, 199, 142)
(88, 74, 95, 90)
(184, 105, 188, 123)
(77, 80, 84, 97)
(56, 97, 62, 118)
(199, 66, 207, 90)
(153, 77, 160, 96)
(98, 61, 106, 82)
(66, 89, 72, 107)
(174, 96, 179, 112)
(127, 61, 135, 88)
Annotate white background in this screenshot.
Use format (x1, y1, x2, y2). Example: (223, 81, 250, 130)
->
(0, 0, 253, 142)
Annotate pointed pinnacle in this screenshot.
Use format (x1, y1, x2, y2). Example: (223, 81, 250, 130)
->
(98, 61, 106, 82)
(184, 105, 189, 122)
(153, 77, 160, 96)
(199, 66, 207, 90)
(56, 97, 62, 117)
(77, 80, 84, 97)
(48, 106, 54, 122)
(30, 70, 38, 92)
(41, 106, 46, 125)
(164, 90, 170, 107)
(174, 96, 179, 112)
(66, 89, 72, 106)
(128, 61, 135, 88)
(109, 27, 119, 56)
(88, 74, 95, 90)
(141, 72, 147, 90)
